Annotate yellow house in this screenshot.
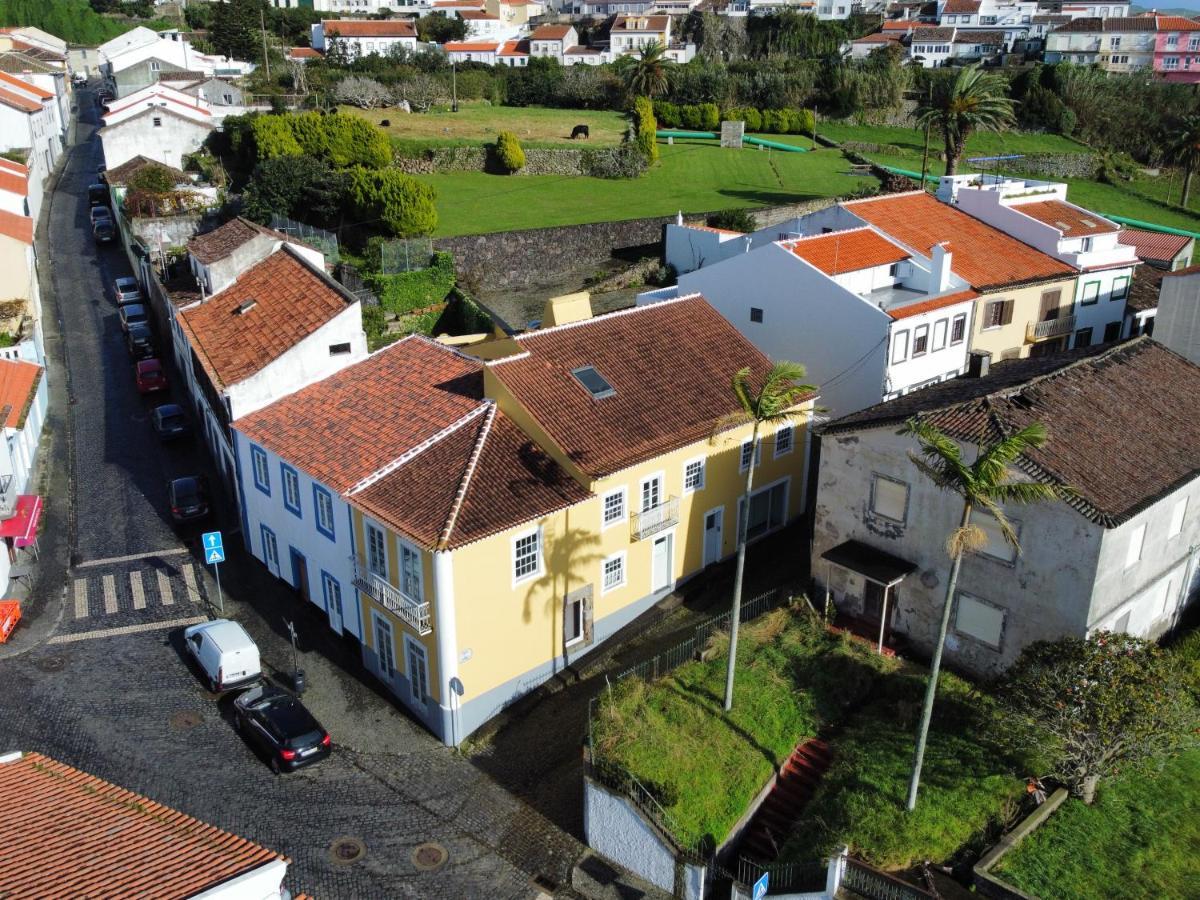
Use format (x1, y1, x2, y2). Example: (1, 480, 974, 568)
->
(969, 277, 1081, 361)
(340, 295, 813, 744)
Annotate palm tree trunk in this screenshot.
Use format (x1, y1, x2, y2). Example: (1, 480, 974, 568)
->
(943, 129, 957, 176)
(723, 422, 760, 712)
(905, 501, 972, 811)
(1182, 157, 1194, 210)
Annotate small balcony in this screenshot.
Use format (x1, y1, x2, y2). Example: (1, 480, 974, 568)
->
(632, 496, 679, 541)
(0, 474, 14, 519)
(1026, 314, 1076, 342)
(351, 556, 431, 635)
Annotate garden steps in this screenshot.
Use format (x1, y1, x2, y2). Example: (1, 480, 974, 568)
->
(738, 737, 833, 863)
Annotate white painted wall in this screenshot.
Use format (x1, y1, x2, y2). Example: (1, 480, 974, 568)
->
(663, 225, 748, 274)
(884, 301, 974, 396)
(1070, 267, 1133, 346)
(99, 112, 213, 171)
(188, 858, 290, 900)
(1154, 271, 1200, 365)
(0, 102, 58, 185)
(584, 776, 686, 898)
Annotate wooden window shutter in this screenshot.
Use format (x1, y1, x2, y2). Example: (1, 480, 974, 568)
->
(1039, 289, 1062, 321)
(1000, 300, 1014, 326)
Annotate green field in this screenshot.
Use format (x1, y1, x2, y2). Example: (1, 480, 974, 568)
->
(809, 122, 1089, 159)
(421, 141, 868, 236)
(347, 102, 630, 146)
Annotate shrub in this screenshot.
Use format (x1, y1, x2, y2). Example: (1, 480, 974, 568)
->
(761, 109, 787, 134)
(362, 304, 386, 341)
(495, 130, 525, 173)
(706, 208, 756, 233)
(349, 167, 438, 236)
(250, 114, 302, 160)
(1059, 107, 1077, 137)
(679, 103, 703, 130)
(580, 144, 648, 179)
(247, 112, 391, 169)
(368, 251, 456, 314)
(126, 163, 178, 194)
(632, 95, 658, 164)
(793, 107, 816, 136)
(653, 100, 680, 128)
(697, 102, 720, 131)
(724, 106, 761, 133)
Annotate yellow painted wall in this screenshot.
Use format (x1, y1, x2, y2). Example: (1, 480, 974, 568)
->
(970, 277, 1078, 361)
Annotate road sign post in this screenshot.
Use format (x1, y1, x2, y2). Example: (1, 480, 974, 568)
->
(752, 871, 769, 900)
(201, 531, 225, 615)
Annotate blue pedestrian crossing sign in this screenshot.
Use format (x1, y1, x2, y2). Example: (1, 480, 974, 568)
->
(752, 872, 769, 900)
(202, 531, 225, 565)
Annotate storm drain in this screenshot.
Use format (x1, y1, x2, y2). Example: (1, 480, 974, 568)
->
(169, 710, 204, 730)
(330, 837, 366, 865)
(411, 842, 448, 872)
(35, 656, 65, 673)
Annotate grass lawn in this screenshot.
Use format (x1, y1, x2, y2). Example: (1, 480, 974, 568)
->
(994, 749, 1200, 900)
(808, 123, 1088, 159)
(421, 141, 869, 236)
(344, 102, 630, 146)
(591, 610, 897, 849)
(780, 671, 1029, 875)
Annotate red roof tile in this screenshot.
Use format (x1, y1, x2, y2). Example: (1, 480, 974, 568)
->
(613, 15, 670, 30)
(845, 191, 1074, 291)
(459, 10, 499, 19)
(489, 295, 798, 478)
(786, 227, 910, 275)
(187, 216, 290, 264)
(0, 69, 52, 99)
(0, 166, 26, 197)
(235, 336, 485, 493)
(0, 85, 39, 112)
(0, 751, 286, 899)
(178, 246, 353, 390)
(498, 39, 530, 55)
(445, 41, 499, 51)
(1118, 227, 1193, 264)
(0, 208, 33, 244)
(0, 358, 41, 427)
(531, 25, 573, 39)
(941, 0, 979, 12)
(288, 47, 322, 59)
(323, 19, 416, 37)
(0, 156, 27, 175)
(1012, 199, 1118, 238)
(887, 288, 977, 320)
(1156, 15, 1200, 30)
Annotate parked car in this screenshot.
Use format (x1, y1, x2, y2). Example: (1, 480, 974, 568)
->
(89, 205, 111, 226)
(119, 303, 148, 332)
(88, 184, 107, 206)
(168, 474, 210, 523)
(233, 683, 332, 774)
(151, 403, 191, 440)
(92, 219, 115, 243)
(126, 323, 155, 360)
(72, 72, 87, 87)
(183, 619, 262, 693)
(135, 358, 168, 394)
(113, 276, 141, 305)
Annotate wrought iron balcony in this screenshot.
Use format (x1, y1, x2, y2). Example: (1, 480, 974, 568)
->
(632, 496, 679, 541)
(1026, 314, 1076, 342)
(351, 556, 431, 635)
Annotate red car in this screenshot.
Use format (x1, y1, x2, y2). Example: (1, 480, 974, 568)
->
(135, 358, 168, 393)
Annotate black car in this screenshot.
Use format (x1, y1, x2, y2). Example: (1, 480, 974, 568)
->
(88, 183, 108, 206)
(168, 475, 210, 523)
(233, 683, 332, 773)
(93, 219, 115, 243)
(152, 404, 191, 441)
(126, 322, 155, 359)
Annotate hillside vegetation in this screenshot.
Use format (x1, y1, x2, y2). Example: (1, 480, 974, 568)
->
(0, 0, 166, 44)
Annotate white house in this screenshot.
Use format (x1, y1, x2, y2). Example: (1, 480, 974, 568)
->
(0, 356, 47, 598)
(98, 26, 254, 98)
(908, 26, 956, 65)
(813, 338, 1200, 675)
(97, 83, 214, 171)
(497, 38, 530, 65)
(311, 19, 419, 56)
(609, 14, 671, 54)
(936, 0, 1038, 48)
(170, 240, 367, 496)
(444, 41, 500, 64)
(0, 67, 68, 147)
(938, 174, 1137, 348)
(0, 157, 39, 224)
(0, 73, 59, 189)
(0, 204, 45, 364)
(1153, 265, 1200, 366)
(529, 24, 577, 60)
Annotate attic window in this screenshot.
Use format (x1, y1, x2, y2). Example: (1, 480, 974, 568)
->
(235, 299, 257, 315)
(572, 366, 615, 400)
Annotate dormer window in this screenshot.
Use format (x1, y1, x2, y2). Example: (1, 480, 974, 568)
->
(572, 366, 615, 399)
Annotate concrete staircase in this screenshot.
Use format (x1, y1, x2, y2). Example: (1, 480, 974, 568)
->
(739, 737, 833, 862)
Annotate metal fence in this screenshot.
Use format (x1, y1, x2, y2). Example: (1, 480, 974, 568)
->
(380, 237, 434, 274)
(269, 214, 340, 264)
(842, 859, 936, 900)
(736, 856, 818, 894)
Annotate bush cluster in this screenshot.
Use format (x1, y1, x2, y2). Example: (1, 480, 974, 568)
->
(366, 251, 457, 314)
(631, 96, 658, 164)
(348, 167, 438, 237)
(581, 144, 648, 179)
(723, 107, 815, 135)
(241, 112, 392, 169)
(652, 101, 719, 132)
(495, 130, 526, 173)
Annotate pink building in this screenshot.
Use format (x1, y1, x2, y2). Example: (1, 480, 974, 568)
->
(1153, 16, 1200, 83)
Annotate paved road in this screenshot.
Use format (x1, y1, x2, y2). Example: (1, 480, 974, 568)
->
(0, 93, 589, 899)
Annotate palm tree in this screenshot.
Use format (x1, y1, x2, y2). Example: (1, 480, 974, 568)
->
(900, 417, 1072, 811)
(914, 65, 1015, 176)
(715, 362, 816, 712)
(621, 42, 674, 99)
(1169, 114, 1200, 209)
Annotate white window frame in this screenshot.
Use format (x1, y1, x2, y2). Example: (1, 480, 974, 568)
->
(564, 592, 584, 645)
(640, 471, 665, 512)
(912, 324, 930, 357)
(314, 486, 336, 538)
(932, 318, 948, 351)
(372, 611, 397, 677)
(403, 634, 429, 703)
(739, 439, 762, 473)
(869, 474, 909, 524)
(399, 538, 423, 604)
(891, 329, 910, 363)
(512, 526, 544, 586)
(1169, 497, 1188, 538)
(322, 571, 343, 616)
(365, 518, 389, 580)
(601, 551, 627, 595)
(1125, 522, 1146, 569)
(950, 313, 967, 345)
(682, 456, 706, 494)
(601, 487, 627, 530)
(954, 591, 1006, 651)
(282, 465, 301, 515)
(977, 510, 1020, 563)
(774, 424, 794, 458)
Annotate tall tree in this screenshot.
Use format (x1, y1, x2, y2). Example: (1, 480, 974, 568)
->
(900, 418, 1071, 811)
(210, 0, 264, 63)
(914, 65, 1015, 176)
(620, 42, 674, 99)
(1169, 113, 1200, 208)
(716, 362, 815, 712)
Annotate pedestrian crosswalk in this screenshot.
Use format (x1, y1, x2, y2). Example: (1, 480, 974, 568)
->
(70, 559, 205, 621)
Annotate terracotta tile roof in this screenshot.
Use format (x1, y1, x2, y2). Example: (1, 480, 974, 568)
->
(0, 156, 27, 175)
(235, 336, 485, 493)
(187, 216, 290, 265)
(1156, 15, 1200, 30)
(0, 85, 40, 112)
(912, 26, 956, 41)
(1118, 227, 1193, 264)
(1126, 265, 1162, 313)
(0, 358, 41, 428)
(845, 192, 1074, 291)
(565, 46, 603, 54)
(0, 69, 52, 100)
(445, 41, 500, 51)
(0, 50, 59, 74)
(882, 20, 914, 30)
(498, 39, 530, 55)
(459, 10, 499, 19)
(941, 0, 979, 12)
(855, 32, 904, 43)
(823, 338, 1200, 526)
(613, 15, 670, 30)
(323, 19, 417, 37)
(0, 208, 33, 244)
(103, 154, 188, 186)
(1012, 199, 1118, 238)
(1053, 16, 1155, 32)
(178, 246, 354, 390)
(104, 91, 212, 121)
(531, 24, 573, 39)
(887, 288, 978, 320)
(288, 47, 322, 59)
(353, 406, 591, 550)
(1032, 14, 1069, 25)
(0, 751, 286, 899)
(785, 227, 910, 276)
(489, 295, 796, 478)
(954, 29, 1006, 45)
(0, 165, 26, 197)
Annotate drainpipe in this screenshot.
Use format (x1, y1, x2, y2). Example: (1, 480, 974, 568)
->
(432, 550, 460, 747)
(877, 583, 889, 655)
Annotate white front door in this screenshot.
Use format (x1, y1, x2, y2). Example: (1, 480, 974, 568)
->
(703, 508, 723, 567)
(651, 533, 673, 593)
(260, 525, 280, 577)
(323, 573, 344, 635)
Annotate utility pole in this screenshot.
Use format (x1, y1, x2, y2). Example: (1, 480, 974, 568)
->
(920, 82, 932, 190)
(451, 61, 458, 112)
(260, 8, 271, 80)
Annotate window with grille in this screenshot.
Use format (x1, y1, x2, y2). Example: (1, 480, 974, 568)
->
(951, 314, 966, 344)
(740, 439, 761, 472)
(775, 425, 793, 457)
(602, 554, 626, 592)
(684, 459, 705, 492)
(602, 489, 625, 526)
(514, 531, 540, 581)
(912, 324, 929, 356)
(251, 446, 270, 494)
(641, 476, 662, 512)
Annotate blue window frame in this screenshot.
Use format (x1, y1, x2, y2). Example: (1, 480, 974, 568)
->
(251, 445, 270, 495)
(281, 464, 301, 517)
(314, 484, 336, 540)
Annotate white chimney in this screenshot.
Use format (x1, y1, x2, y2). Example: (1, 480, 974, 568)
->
(676, 210, 683, 226)
(931, 242, 952, 292)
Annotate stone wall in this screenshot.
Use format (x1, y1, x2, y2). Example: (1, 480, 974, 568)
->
(394, 144, 641, 178)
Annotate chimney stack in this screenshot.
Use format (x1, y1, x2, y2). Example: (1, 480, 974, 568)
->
(967, 350, 991, 379)
(931, 241, 953, 292)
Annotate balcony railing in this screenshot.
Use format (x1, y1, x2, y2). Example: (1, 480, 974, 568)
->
(1026, 314, 1076, 342)
(352, 556, 431, 635)
(632, 496, 679, 541)
(0, 474, 14, 519)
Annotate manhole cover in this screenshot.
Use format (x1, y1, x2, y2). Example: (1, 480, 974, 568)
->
(330, 837, 366, 865)
(169, 710, 204, 730)
(411, 842, 448, 871)
(35, 656, 65, 673)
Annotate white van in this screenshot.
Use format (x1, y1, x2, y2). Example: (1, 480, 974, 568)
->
(183, 619, 262, 692)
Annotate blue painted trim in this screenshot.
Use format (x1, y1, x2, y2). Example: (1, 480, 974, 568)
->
(230, 430, 252, 551)
(281, 463, 302, 518)
(289, 545, 306, 592)
(313, 483, 336, 541)
(250, 444, 271, 496)
(346, 503, 364, 639)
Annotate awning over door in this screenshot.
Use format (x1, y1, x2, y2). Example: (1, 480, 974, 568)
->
(821, 539, 916, 586)
(0, 495, 42, 546)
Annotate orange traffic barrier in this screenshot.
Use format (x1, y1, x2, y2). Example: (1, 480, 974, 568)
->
(0, 600, 20, 643)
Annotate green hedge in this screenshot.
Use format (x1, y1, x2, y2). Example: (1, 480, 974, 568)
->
(367, 251, 456, 315)
(632, 96, 658, 164)
(655, 103, 815, 136)
(248, 112, 391, 169)
(495, 130, 526, 173)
